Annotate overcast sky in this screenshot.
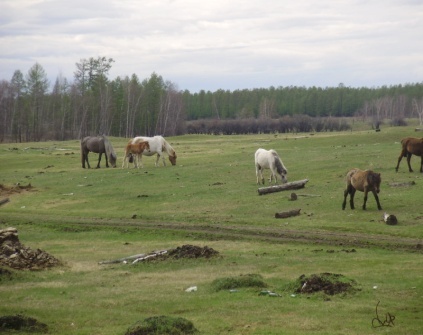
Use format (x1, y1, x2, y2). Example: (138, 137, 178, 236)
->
(1, 0, 422, 92)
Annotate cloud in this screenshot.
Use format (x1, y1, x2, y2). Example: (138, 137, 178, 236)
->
(1, 0, 422, 92)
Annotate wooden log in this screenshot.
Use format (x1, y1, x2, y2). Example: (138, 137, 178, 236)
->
(383, 213, 398, 225)
(389, 181, 416, 187)
(258, 179, 309, 196)
(275, 208, 301, 219)
(0, 198, 10, 206)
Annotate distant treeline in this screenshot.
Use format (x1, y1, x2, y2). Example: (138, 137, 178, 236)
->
(186, 116, 352, 135)
(1, 56, 422, 142)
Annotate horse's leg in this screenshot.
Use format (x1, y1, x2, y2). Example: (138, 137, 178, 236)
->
(362, 189, 368, 210)
(406, 153, 413, 172)
(372, 190, 382, 210)
(86, 153, 91, 169)
(349, 188, 356, 210)
(162, 154, 166, 167)
(96, 153, 102, 168)
(420, 156, 423, 173)
(82, 153, 87, 168)
(396, 149, 405, 172)
(256, 165, 264, 185)
(105, 153, 109, 168)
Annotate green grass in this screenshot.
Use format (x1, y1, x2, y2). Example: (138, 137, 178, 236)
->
(0, 123, 422, 334)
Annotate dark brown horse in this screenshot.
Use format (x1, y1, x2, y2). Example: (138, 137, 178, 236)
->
(342, 168, 382, 210)
(395, 137, 423, 173)
(81, 136, 117, 168)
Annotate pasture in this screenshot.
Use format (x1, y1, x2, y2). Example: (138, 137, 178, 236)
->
(0, 125, 422, 334)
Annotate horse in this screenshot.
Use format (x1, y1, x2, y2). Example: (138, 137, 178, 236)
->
(130, 135, 177, 167)
(395, 137, 423, 173)
(122, 140, 150, 168)
(81, 135, 117, 168)
(254, 148, 288, 185)
(342, 168, 382, 210)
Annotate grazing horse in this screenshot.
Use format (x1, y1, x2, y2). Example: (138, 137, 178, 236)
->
(130, 136, 177, 167)
(81, 135, 117, 168)
(395, 137, 423, 173)
(342, 168, 382, 210)
(122, 140, 150, 168)
(254, 148, 288, 185)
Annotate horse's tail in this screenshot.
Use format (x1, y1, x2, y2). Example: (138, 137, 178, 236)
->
(400, 138, 410, 157)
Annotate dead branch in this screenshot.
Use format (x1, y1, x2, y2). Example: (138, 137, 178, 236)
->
(258, 179, 309, 196)
(275, 209, 301, 219)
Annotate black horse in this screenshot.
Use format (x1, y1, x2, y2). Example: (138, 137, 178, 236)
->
(81, 136, 117, 168)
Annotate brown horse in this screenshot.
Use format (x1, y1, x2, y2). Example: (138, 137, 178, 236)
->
(81, 135, 117, 168)
(395, 137, 423, 173)
(342, 168, 382, 210)
(122, 140, 150, 168)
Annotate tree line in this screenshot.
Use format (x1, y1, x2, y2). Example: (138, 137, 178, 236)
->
(1, 56, 423, 142)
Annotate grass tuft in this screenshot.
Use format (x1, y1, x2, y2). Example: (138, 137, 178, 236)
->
(210, 273, 267, 292)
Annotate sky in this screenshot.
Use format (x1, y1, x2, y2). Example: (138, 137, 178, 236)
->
(1, 0, 423, 93)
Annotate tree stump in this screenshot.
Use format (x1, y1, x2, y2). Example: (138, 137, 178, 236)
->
(383, 213, 398, 225)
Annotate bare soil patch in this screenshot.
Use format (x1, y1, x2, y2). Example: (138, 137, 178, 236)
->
(293, 272, 359, 295)
(0, 228, 62, 270)
(0, 183, 34, 197)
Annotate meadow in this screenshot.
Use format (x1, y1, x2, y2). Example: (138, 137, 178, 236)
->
(0, 122, 422, 334)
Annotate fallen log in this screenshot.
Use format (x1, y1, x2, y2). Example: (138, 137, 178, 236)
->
(275, 209, 301, 219)
(0, 198, 10, 206)
(389, 181, 416, 187)
(258, 179, 309, 196)
(383, 213, 398, 225)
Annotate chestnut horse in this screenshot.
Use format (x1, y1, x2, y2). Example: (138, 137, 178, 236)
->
(395, 137, 423, 173)
(342, 168, 382, 210)
(81, 135, 117, 168)
(122, 141, 150, 168)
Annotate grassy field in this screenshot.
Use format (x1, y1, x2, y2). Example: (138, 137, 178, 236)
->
(0, 123, 422, 334)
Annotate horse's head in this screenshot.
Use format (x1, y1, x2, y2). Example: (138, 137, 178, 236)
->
(168, 153, 177, 166)
(369, 172, 381, 193)
(279, 168, 288, 184)
(109, 152, 117, 168)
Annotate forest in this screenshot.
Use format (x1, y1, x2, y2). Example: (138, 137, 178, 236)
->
(1, 56, 423, 142)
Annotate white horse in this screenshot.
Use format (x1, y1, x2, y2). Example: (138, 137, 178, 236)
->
(255, 148, 288, 185)
(130, 135, 177, 167)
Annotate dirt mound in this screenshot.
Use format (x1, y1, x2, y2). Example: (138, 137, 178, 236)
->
(294, 273, 358, 295)
(0, 314, 48, 333)
(0, 228, 62, 270)
(167, 244, 219, 259)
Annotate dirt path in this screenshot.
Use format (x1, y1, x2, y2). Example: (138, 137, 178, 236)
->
(4, 213, 421, 253)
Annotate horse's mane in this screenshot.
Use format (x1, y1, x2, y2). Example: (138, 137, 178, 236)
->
(102, 136, 116, 159)
(161, 137, 176, 156)
(270, 150, 287, 174)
